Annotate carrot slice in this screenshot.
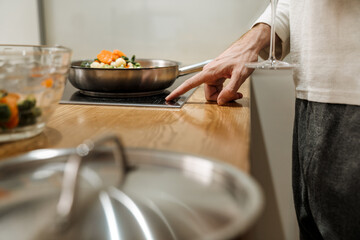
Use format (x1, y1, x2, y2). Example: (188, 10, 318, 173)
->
(113, 49, 126, 58)
(97, 50, 114, 64)
(0, 93, 19, 129)
(5, 93, 20, 101)
(41, 78, 53, 88)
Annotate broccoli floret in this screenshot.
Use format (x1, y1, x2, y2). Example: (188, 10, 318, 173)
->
(0, 103, 11, 122)
(18, 113, 36, 126)
(17, 96, 36, 111)
(18, 107, 42, 127)
(121, 56, 129, 61)
(80, 61, 92, 68)
(17, 97, 41, 127)
(120, 55, 141, 68)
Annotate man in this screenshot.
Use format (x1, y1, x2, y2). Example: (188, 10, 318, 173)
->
(166, 0, 360, 239)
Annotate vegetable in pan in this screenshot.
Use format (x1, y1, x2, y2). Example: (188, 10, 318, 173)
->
(81, 49, 141, 69)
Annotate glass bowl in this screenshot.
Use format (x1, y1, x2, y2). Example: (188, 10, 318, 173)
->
(0, 44, 72, 142)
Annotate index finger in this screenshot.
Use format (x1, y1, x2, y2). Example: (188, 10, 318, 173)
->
(165, 71, 210, 101)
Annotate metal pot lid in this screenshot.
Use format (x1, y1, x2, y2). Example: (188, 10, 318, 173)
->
(0, 135, 263, 240)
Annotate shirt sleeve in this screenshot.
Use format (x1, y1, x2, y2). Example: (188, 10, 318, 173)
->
(252, 0, 290, 60)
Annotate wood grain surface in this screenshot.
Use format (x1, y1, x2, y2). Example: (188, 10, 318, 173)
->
(0, 80, 250, 172)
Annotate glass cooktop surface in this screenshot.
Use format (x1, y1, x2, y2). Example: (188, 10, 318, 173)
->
(60, 73, 197, 108)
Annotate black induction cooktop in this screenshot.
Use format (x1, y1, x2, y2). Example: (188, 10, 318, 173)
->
(60, 73, 197, 108)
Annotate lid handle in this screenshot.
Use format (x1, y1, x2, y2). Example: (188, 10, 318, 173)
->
(43, 134, 128, 237)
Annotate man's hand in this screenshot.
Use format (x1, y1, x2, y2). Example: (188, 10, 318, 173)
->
(165, 23, 271, 105)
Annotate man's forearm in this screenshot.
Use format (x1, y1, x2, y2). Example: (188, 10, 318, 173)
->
(233, 23, 272, 55)
(247, 23, 272, 53)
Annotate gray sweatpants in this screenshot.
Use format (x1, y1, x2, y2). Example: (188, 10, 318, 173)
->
(292, 99, 360, 240)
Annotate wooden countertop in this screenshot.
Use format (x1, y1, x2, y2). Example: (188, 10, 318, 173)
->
(0, 80, 250, 172)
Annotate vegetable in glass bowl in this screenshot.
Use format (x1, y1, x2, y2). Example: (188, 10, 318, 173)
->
(0, 44, 72, 142)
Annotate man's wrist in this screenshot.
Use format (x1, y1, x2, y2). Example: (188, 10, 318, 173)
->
(249, 23, 272, 54)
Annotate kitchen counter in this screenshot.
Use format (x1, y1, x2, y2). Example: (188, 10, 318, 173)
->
(0, 80, 250, 172)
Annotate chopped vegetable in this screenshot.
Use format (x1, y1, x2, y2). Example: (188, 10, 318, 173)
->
(17, 96, 36, 111)
(82, 49, 141, 69)
(113, 49, 126, 58)
(0, 93, 20, 129)
(97, 50, 115, 65)
(0, 91, 42, 130)
(17, 96, 42, 127)
(18, 108, 42, 127)
(80, 61, 92, 68)
(41, 78, 53, 88)
(0, 104, 11, 122)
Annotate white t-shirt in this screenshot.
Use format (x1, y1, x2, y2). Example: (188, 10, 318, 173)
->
(255, 0, 360, 106)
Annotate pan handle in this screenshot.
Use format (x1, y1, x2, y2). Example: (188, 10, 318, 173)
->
(178, 59, 213, 76)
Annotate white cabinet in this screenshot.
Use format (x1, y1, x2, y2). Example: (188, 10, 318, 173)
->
(247, 70, 299, 240)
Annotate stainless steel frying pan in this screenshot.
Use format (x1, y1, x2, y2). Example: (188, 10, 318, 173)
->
(68, 59, 211, 97)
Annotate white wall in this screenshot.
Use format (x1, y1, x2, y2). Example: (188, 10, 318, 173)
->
(0, 0, 40, 44)
(41, 0, 268, 64)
